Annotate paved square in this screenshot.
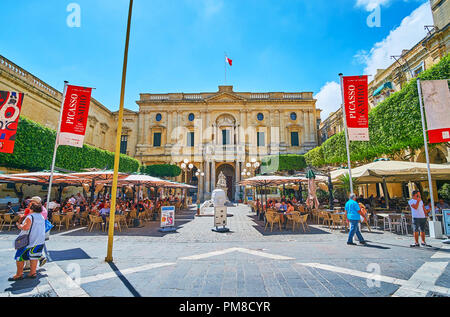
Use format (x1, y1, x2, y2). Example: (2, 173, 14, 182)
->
(0, 204, 448, 297)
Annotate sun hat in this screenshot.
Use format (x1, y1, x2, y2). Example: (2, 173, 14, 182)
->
(30, 196, 42, 204)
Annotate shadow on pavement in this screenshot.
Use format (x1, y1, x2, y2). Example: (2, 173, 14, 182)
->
(107, 262, 141, 297)
(48, 248, 92, 262)
(4, 269, 48, 294)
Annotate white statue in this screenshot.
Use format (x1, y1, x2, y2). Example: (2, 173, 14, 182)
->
(212, 189, 227, 207)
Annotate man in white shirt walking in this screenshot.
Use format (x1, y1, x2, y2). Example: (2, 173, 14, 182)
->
(408, 191, 431, 248)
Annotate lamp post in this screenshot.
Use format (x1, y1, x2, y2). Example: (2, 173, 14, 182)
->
(180, 159, 194, 207)
(195, 169, 205, 202)
(241, 159, 261, 202)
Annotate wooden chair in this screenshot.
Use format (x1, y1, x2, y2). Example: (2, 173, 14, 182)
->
(264, 211, 282, 232)
(88, 215, 104, 232)
(106, 216, 122, 232)
(64, 212, 74, 229)
(321, 212, 332, 228)
(298, 214, 310, 232)
(79, 211, 89, 226)
(287, 212, 310, 232)
(311, 209, 320, 223)
(330, 214, 344, 230)
(51, 214, 64, 232)
(2, 214, 18, 231)
(128, 209, 137, 227)
(118, 215, 128, 229)
(0, 214, 3, 230)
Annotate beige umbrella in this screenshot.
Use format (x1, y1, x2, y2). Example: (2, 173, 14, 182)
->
(0, 174, 42, 184)
(11, 172, 79, 183)
(331, 160, 450, 184)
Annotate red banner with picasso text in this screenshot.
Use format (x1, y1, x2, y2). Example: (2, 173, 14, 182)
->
(343, 75, 369, 141)
(58, 85, 92, 148)
(0, 91, 24, 153)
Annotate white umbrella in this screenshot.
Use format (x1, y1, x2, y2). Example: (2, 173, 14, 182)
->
(331, 161, 450, 183)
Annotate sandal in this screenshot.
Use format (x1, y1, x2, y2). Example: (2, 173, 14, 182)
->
(410, 243, 420, 247)
(8, 276, 24, 281)
(26, 274, 37, 279)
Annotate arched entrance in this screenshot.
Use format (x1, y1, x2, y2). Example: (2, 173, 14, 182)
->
(216, 163, 235, 201)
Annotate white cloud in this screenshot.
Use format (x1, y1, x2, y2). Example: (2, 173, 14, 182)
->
(314, 82, 342, 120)
(356, 0, 393, 11)
(355, 1, 433, 77)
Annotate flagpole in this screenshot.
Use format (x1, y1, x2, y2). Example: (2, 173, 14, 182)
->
(339, 73, 353, 194)
(46, 81, 69, 207)
(106, 0, 133, 263)
(417, 79, 437, 223)
(224, 53, 227, 84)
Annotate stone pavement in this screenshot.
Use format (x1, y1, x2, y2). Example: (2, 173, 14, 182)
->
(0, 204, 449, 297)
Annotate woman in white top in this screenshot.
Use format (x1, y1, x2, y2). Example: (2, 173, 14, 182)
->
(9, 204, 46, 281)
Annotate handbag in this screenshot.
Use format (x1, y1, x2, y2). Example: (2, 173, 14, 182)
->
(14, 214, 34, 250)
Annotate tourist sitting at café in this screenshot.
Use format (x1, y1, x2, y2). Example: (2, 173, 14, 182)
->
(436, 198, 449, 213)
(287, 202, 295, 213)
(62, 201, 73, 214)
(5, 202, 18, 215)
(99, 202, 110, 223)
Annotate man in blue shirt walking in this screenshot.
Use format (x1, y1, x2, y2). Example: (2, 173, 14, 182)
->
(345, 193, 367, 246)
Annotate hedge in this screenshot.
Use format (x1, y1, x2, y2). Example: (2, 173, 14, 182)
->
(261, 154, 307, 173)
(305, 54, 450, 167)
(140, 164, 182, 178)
(0, 116, 140, 173)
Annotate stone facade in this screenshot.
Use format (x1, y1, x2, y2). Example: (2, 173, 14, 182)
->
(131, 85, 320, 201)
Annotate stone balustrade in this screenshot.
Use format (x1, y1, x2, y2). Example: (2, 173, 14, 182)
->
(0, 55, 60, 99)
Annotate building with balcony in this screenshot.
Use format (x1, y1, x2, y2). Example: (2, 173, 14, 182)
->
(368, 0, 449, 108)
(127, 85, 321, 201)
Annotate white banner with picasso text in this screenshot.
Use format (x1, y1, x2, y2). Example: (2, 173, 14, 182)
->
(421, 80, 450, 144)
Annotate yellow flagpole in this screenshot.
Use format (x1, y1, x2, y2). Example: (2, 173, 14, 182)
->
(106, 0, 134, 263)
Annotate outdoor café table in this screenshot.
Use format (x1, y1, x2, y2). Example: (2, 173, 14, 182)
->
(373, 212, 396, 230)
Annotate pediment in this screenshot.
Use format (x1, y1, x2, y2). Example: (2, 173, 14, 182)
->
(205, 92, 247, 102)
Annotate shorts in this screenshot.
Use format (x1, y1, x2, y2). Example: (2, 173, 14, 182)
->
(412, 218, 427, 233)
(14, 245, 44, 262)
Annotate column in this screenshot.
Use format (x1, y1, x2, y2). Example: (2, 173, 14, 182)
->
(309, 110, 316, 142)
(211, 161, 216, 191)
(235, 161, 240, 201)
(240, 110, 245, 146)
(138, 113, 144, 145)
(167, 111, 172, 144)
(268, 110, 273, 148)
(176, 111, 181, 144)
(205, 160, 210, 197)
(304, 110, 310, 143)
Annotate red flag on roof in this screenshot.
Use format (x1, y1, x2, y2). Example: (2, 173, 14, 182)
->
(225, 56, 232, 66)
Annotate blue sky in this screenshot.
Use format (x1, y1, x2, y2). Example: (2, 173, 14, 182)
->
(1, 0, 432, 118)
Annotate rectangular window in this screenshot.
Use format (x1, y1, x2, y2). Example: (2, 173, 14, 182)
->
(120, 135, 128, 154)
(257, 132, 265, 147)
(222, 129, 230, 145)
(153, 132, 162, 147)
(187, 132, 195, 147)
(413, 62, 424, 77)
(291, 132, 299, 147)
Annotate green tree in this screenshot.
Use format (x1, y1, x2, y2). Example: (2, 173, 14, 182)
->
(335, 173, 359, 196)
(438, 183, 450, 201)
(0, 116, 140, 173)
(140, 164, 181, 178)
(305, 54, 450, 167)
